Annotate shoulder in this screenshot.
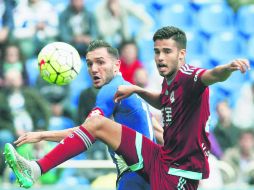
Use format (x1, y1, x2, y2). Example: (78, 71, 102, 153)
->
(98, 75, 126, 98)
(178, 64, 206, 81)
(179, 64, 196, 76)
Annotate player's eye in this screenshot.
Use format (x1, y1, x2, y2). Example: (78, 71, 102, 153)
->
(164, 49, 171, 54)
(154, 50, 160, 55)
(98, 61, 104, 65)
(87, 62, 93, 67)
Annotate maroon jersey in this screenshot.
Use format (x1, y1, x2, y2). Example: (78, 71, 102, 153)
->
(160, 64, 210, 179)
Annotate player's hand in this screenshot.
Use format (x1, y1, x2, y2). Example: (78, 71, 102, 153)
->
(14, 132, 43, 147)
(114, 85, 138, 103)
(227, 59, 250, 73)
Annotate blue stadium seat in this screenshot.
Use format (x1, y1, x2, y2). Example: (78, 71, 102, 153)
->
(132, 0, 189, 7)
(153, 0, 189, 6)
(217, 67, 247, 90)
(191, 0, 227, 10)
(249, 70, 254, 83)
(158, 3, 196, 30)
(247, 34, 254, 62)
(236, 5, 254, 38)
(214, 66, 248, 108)
(186, 56, 212, 69)
(197, 4, 234, 37)
(185, 30, 210, 68)
(208, 31, 246, 64)
(186, 30, 207, 57)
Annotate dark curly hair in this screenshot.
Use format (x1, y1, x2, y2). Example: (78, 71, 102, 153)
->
(153, 26, 187, 49)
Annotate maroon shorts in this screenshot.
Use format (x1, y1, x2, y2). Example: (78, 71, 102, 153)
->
(115, 125, 199, 190)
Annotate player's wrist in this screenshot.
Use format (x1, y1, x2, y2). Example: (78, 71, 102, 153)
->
(40, 131, 46, 140)
(40, 131, 53, 141)
(134, 85, 143, 94)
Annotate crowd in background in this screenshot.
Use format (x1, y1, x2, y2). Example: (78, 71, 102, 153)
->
(0, 0, 254, 189)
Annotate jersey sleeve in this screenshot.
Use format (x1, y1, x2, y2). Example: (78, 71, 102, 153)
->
(179, 64, 207, 95)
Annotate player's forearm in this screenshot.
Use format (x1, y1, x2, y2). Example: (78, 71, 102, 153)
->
(202, 64, 233, 86)
(41, 127, 79, 142)
(135, 86, 161, 109)
(210, 64, 233, 81)
(202, 59, 250, 86)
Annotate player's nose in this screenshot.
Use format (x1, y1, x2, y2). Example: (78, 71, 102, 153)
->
(157, 53, 165, 63)
(90, 64, 99, 72)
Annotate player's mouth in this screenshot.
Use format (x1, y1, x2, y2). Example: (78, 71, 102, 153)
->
(157, 63, 168, 71)
(93, 76, 101, 84)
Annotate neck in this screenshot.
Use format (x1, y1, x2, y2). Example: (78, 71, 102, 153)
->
(165, 70, 178, 85)
(166, 62, 185, 83)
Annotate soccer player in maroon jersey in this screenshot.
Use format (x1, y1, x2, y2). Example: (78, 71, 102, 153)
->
(4, 26, 250, 190)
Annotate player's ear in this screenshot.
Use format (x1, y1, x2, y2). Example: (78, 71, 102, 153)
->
(179, 49, 186, 62)
(114, 59, 121, 73)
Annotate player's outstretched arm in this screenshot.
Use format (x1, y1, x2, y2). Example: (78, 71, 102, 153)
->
(201, 59, 250, 86)
(114, 85, 161, 109)
(14, 127, 79, 147)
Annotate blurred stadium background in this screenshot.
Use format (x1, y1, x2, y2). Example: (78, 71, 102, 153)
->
(1, 0, 254, 189)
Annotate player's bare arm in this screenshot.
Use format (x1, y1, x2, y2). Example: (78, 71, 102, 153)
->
(151, 116, 164, 145)
(114, 85, 161, 109)
(201, 59, 250, 86)
(14, 127, 79, 147)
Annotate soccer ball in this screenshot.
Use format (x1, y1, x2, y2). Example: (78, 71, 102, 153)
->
(38, 42, 82, 85)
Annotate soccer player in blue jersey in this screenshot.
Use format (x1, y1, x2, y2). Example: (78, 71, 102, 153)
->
(5, 40, 161, 189)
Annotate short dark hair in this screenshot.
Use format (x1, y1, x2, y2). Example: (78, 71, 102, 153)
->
(153, 26, 187, 49)
(86, 40, 119, 59)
